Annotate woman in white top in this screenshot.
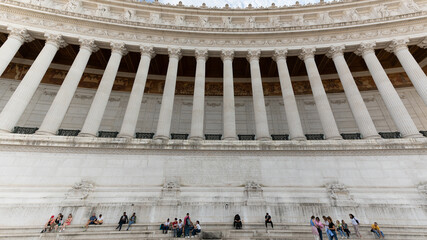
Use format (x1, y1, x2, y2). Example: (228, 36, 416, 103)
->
(191, 220, 201, 237)
(349, 214, 362, 238)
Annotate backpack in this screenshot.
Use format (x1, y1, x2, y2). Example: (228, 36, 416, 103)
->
(186, 217, 191, 226)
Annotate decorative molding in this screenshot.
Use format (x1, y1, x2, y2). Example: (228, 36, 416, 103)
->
(195, 49, 209, 61)
(246, 49, 261, 62)
(79, 38, 98, 52)
(326, 45, 345, 59)
(385, 38, 409, 53)
(355, 42, 376, 56)
(168, 47, 182, 60)
(7, 27, 34, 43)
(44, 33, 67, 48)
(110, 42, 128, 56)
(221, 50, 234, 61)
(299, 47, 316, 61)
(272, 49, 288, 62)
(140, 45, 156, 59)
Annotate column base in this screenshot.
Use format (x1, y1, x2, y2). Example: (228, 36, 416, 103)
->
(363, 134, 381, 139)
(117, 133, 133, 139)
(188, 136, 204, 141)
(290, 136, 307, 141)
(325, 135, 343, 140)
(222, 136, 238, 141)
(78, 132, 96, 137)
(0, 129, 12, 134)
(34, 129, 56, 136)
(153, 135, 170, 140)
(402, 133, 424, 139)
(256, 136, 272, 141)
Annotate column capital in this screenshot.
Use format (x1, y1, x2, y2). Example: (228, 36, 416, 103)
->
(298, 47, 316, 61)
(385, 38, 409, 53)
(355, 42, 376, 56)
(195, 49, 209, 61)
(168, 47, 182, 60)
(140, 45, 156, 58)
(246, 49, 261, 62)
(7, 27, 34, 43)
(44, 33, 67, 49)
(221, 49, 234, 61)
(110, 42, 128, 56)
(272, 49, 288, 61)
(417, 37, 427, 49)
(79, 38, 99, 52)
(326, 45, 345, 58)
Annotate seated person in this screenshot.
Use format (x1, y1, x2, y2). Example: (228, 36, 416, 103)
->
(96, 214, 103, 225)
(192, 221, 202, 236)
(41, 215, 55, 233)
(60, 214, 73, 232)
(84, 213, 97, 231)
(371, 222, 384, 239)
(234, 214, 242, 229)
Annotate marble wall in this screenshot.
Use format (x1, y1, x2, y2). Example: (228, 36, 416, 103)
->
(1, 78, 427, 135)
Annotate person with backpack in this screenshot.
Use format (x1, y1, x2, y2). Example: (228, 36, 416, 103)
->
(349, 214, 362, 238)
(183, 213, 193, 238)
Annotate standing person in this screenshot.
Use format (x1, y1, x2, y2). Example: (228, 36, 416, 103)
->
(341, 220, 350, 238)
(60, 214, 73, 232)
(184, 213, 192, 238)
(315, 217, 324, 240)
(322, 216, 329, 237)
(192, 220, 202, 237)
(234, 214, 242, 229)
(171, 218, 178, 237)
(310, 216, 320, 240)
(336, 220, 346, 239)
(327, 217, 338, 240)
(177, 219, 183, 237)
(163, 218, 170, 234)
(349, 214, 362, 238)
(41, 215, 55, 233)
(371, 222, 385, 239)
(265, 213, 273, 229)
(127, 213, 136, 231)
(84, 213, 97, 231)
(116, 212, 128, 231)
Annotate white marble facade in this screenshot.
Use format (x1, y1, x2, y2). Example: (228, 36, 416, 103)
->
(1, 79, 426, 135)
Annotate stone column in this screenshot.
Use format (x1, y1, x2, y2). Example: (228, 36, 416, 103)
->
(273, 49, 306, 140)
(221, 50, 238, 140)
(299, 47, 342, 140)
(327, 46, 380, 139)
(0, 33, 67, 133)
(189, 49, 208, 140)
(117, 45, 155, 138)
(154, 48, 182, 140)
(36, 39, 98, 135)
(356, 42, 422, 138)
(0, 27, 34, 76)
(79, 42, 128, 137)
(247, 49, 271, 140)
(386, 38, 427, 106)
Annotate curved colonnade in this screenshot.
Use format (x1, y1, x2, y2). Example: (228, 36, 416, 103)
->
(0, 0, 427, 227)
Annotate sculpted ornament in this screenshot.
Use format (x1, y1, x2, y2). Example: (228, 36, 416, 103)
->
(140, 45, 156, 59)
(96, 5, 110, 18)
(418, 38, 427, 49)
(344, 9, 360, 21)
(110, 42, 128, 56)
(292, 15, 304, 26)
(79, 38, 99, 52)
(63, 0, 82, 13)
(400, 0, 420, 13)
(175, 15, 186, 25)
(124, 9, 136, 21)
(418, 183, 427, 199)
(221, 50, 234, 61)
(298, 47, 316, 61)
(319, 12, 333, 24)
(373, 4, 390, 18)
(45, 33, 67, 49)
(326, 45, 345, 59)
(272, 49, 288, 62)
(223, 16, 232, 28)
(195, 49, 209, 60)
(355, 42, 376, 56)
(247, 49, 261, 62)
(326, 182, 355, 207)
(7, 27, 34, 43)
(385, 38, 409, 53)
(65, 180, 94, 200)
(168, 47, 182, 59)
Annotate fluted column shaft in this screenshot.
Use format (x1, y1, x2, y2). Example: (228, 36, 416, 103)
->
(247, 50, 271, 140)
(273, 49, 306, 140)
(154, 48, 182, 140)
(299, 48, 342, 140)
(189, 49, 208, 140)
(0, 33, 67, 133)
(356, 42, 421, 138)
(36, 39, 98, 135)
(0, 27, 33, 76)
(327, 46, 380, 139)
(79, 42, 127, 137)
(387, 39, 427, 106)
(118, 46, 155, 138)
(221, 50, 238, 140)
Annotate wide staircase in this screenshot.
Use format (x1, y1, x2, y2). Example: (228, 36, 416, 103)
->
(0, 223, 426, 240)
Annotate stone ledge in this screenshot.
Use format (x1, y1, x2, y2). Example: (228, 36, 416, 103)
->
(0, 133, 426, 152)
